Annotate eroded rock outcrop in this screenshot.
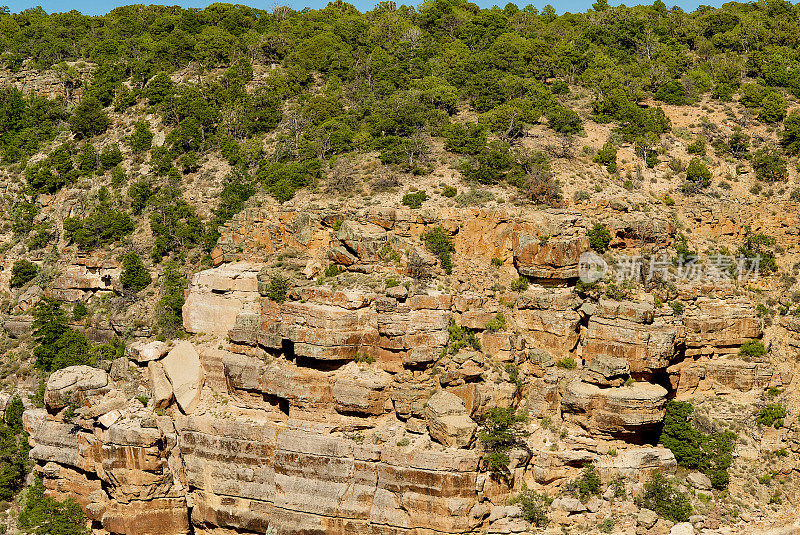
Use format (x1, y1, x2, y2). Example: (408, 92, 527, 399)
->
(561, 380, 668, 438)
(23, 204, 781, 535)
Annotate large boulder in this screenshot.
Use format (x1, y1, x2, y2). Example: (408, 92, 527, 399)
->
(44, 365, 109, 410)
(331, 362, 391, 416)
(513, 232, 589, 280)
(584, 355, 630, 386)
(583, 300, 677, 374)
(424, 391, 477, 448)
(127, 341, 169, 364)
(148, 361, 174, 410)
(596, 447, 677, 482)
(182, 262, 260, 336)
(561, 380, 668, 438)
(161, 342, 203, 414)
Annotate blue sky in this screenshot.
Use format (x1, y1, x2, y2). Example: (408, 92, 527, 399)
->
(3, 0, 722, 15)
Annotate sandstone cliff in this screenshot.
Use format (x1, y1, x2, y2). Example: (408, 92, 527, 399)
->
(21, 201, 800, 535)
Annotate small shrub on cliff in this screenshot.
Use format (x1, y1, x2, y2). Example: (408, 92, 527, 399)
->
(32, 298, 93, 372)
(99, 143, 123, 171)
(660, 401, 736, 489)
(588, 223, 611, 253)
(757, 404, 786, 429)
(353, 353, 375, 364)
(266, 274, 291, 303)
(510, 276, 529, 292)
(0, 395, 30, 502)
(479, 407, 528, 472)
(423, 226, 454, 274)
(19, 477, 90, 535)
(10, 260, 38, 288)
(593, 142, 617, 173)
(510, 487, 550, 527)
(566, 465, 602, 502)
(557, 356, 577, 369)
(69, 95, 110, 139)
(120, 252, 152, 293)
(72, 302, 88, 321)
(323, 264, 342, 278)
(739, 339, 767, 358)
(687, 136, 707, 156)
(683, 157, 711, 192)
(639, 472, 692, 523)
(446, 320, 481, 353)
(599, 518, 616, 533)
(401, 190, 428, 209)
(753, 146, 787, 183)
(129, 120, 154, 153)
(157, 261, 187, 338)
(485, 313, 506, 332)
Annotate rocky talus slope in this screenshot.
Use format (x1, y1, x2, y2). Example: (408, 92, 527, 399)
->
(20, 201, 800, 535)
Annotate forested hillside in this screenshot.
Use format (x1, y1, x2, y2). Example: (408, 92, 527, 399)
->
(2, 1, 800, 534)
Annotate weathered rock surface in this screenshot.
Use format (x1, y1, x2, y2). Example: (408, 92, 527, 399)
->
(51, 262, 120, 302)
(148, 361, 174, 410)
(182, 261, 260, 335)
(562, 380, 668, 437)
(424, 391, 477, 448)
(583, 300, 677, 374)
(668, 357, 773, 397)
(596, 447, 677, 482)
(683, 298, 763, 355)
(44, 365, 109, 410)
(331, 362, 391, 416)
(513, 233, 589, 280)
(23, 204, 784, 535)
(161, 342, 203, 413)
(128, 340, 169, 363)
(584, 355, 631, 386)
(180, 414, 482, 534)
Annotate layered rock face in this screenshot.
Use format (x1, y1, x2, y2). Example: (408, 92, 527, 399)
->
(25, 204, 777, 535)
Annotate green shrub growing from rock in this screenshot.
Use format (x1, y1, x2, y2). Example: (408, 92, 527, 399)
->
(32, 298, 93, 372)
(588, 223, 612, 252)
(566, 465, 601, 502)
(593, 142, 617, 172)
(423, 226, 454, 274)
(19, 477, 90, 535)
(10, 259, 38, 287)
(739, 339, 767, 358)
(479, 407, 528, 472)
(639, 472, 692, 523)
(660, 401, 736, 489)
(402, 190, 428, 209)
(510, 487, 551, 527)
(120, 252, 152, 293)
(757, 404, 786, 429)
(266, 274, 291, 303)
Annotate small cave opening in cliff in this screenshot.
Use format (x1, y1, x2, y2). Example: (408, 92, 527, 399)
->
(648, 369, 673, 396)
(530, 276, 576, 288)
(281, 339, 295, 359)
(263, 393, 290, 416)
(662, 342, 688, 400)
(616, 424, 663, 446)
(294, 354, 348, 372)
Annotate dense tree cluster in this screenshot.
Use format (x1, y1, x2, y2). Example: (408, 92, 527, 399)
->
(2, 0, 800, 266)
